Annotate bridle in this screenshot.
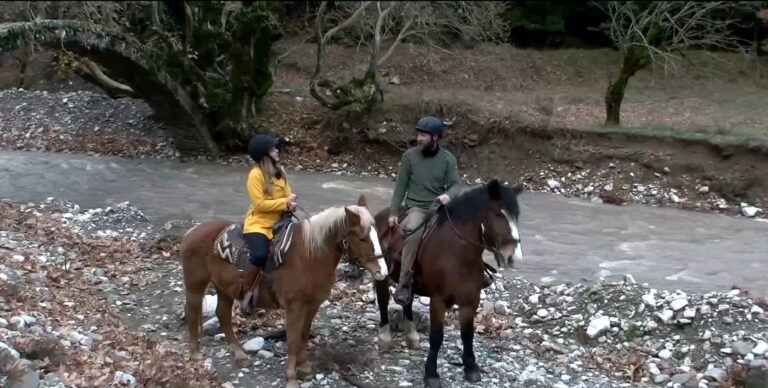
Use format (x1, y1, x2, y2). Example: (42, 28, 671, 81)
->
(442, 205, 514, 259)
(293, 204, 384, 263)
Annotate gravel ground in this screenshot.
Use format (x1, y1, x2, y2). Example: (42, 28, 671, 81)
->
(2, 198, 767, 388)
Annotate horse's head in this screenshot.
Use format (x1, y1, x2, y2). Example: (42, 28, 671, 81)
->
(343, 194, 388, 281)
(481, 180, 524, 269)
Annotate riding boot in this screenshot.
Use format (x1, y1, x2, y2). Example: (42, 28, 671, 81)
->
(394, 270, 414, 306)
(239, 265, 264, 316)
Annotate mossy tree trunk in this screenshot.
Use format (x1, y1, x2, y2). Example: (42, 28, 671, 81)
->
(605, 46, 651, 126)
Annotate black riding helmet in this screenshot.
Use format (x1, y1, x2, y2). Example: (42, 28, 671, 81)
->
(415, 116, 446, 138)
(248, 134, 278, 163)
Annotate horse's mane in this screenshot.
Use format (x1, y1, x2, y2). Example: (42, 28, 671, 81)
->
(439, 182, 521, 225)
(301, 205, 374, 258)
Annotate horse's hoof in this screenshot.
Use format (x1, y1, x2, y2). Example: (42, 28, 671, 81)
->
(406, 337, 420, 350)
(285, 380, 300, 388)
(464, 370, 481, 383)
(296, 363, 312, 379)
(189, 352, 202, 362)
(424, 377, 442, 388)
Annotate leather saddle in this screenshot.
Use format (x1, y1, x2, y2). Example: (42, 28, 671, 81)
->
(213, 213, 299, 300)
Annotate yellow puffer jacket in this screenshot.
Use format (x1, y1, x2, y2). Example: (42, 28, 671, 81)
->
(243, 166, 293, 239)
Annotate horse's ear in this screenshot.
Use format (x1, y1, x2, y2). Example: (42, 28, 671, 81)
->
(511, 182, 524, 195)
(487, 179, 501, 200)
(357, 194, 367, 207)
(344, 207, 361, 224)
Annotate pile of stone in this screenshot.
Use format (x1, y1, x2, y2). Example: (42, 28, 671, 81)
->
(0, 88, 177, 158)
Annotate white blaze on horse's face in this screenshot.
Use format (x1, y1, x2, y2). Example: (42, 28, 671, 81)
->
(501, 209, 524, 266)
(369, 226, 388, 278)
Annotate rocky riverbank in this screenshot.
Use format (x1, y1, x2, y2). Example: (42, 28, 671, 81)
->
(1, 197, 767, 387)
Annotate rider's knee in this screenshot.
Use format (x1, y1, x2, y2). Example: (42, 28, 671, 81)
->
(249, 249, 269, 267)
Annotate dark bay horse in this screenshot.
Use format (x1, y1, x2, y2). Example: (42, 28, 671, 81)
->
(373, 180, 524, 388)
(180, 195, 387, 388)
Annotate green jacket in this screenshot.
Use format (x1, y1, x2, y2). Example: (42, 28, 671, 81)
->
(389, 146, 463, 215)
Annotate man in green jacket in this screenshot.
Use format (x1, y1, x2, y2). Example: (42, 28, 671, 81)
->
(388, 116, 464, 306)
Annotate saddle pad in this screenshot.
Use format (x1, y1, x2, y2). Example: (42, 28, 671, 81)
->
(213, 223, 297, 271)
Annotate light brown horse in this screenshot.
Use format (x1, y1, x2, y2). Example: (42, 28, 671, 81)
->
(373, 180, 524, 388)
(180, 195, 387, 388)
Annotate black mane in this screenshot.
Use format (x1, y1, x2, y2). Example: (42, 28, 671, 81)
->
(438, 182, 521, 225)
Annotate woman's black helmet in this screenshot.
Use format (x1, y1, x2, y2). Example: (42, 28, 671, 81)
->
(248, 134, 278, 163)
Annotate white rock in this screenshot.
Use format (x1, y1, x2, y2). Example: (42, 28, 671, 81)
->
(258, 350, 274, 359)
(202, 294, 218, 318)
(494, 301, 510, 315)
(699, 186, 710, 194)
(642, 293, 657, 307)
(669, 194, 681, 203)
(362, 292, 376, 303)
(702, 330, 712, 340)
(586, 316, 611, 338)
(202, 317, 219, 331)
(647, 362, 661, 376)
(740, 204, 761, 217)
(547, 180, 561, 189)
(243, 337, 265, 352)
(528, 294, 541, 304)
(656, 310, 674, 324)
(12, 254, 25, 262)
(683, 308, 696, 319)
(751, 341, 768, 355)
(115, 371, 136, 385)
(658, 349, 673, 360)
(670, 299, 689, 311)
(751, 305, 765, 315)
(536, 309, 549, 318)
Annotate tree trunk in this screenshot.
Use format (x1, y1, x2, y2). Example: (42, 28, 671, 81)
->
(604, 71, 629, 126)
(604, 47, 650, 126)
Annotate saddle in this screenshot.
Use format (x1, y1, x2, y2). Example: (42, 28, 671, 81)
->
(213, 213, 298, 300)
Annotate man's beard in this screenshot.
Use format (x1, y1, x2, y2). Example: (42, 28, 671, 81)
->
(420, 141, 440, 157)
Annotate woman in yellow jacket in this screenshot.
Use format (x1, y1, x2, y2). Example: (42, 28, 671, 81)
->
(243, 134, 298, 272)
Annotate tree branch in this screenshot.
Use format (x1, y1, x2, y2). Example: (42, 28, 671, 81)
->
(76, 58, 136, 99)
(377, 17, 415, 67)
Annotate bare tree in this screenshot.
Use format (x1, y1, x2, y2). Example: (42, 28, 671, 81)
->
(596, 1, 755, 126)
(309, 1, 508, 111)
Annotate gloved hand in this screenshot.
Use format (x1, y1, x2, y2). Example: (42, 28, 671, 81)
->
(388, 215, 399, 227)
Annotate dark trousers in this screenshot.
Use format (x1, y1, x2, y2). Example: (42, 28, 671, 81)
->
(244, 232, 270, 267)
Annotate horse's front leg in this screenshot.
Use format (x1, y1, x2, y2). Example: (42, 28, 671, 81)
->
(375, 279, 392, 351)
(285, 303, 307, 388)
(459, 304, 481, 383)
(424, 298, 446, 388)
(403, 300, 420, 349)
(297, 303, 320, 378)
